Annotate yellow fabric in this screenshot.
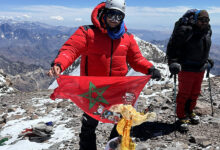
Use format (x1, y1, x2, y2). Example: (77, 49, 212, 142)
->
(110, 104, 156, 126)
(116, 119, 135, 150)
(111, 104, 156, 150)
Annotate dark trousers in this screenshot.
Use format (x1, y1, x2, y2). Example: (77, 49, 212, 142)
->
(79, 113, 119, 150)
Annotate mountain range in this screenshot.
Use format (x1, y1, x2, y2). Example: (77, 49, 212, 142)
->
(0, 20, 77, 67)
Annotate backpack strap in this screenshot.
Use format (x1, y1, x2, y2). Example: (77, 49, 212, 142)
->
(82, 25, 95, 31)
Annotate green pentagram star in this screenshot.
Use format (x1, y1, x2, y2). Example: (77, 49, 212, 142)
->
(79, 82, 109, 110)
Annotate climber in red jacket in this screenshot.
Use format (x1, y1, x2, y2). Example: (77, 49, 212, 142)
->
(48, 0, 161, 149)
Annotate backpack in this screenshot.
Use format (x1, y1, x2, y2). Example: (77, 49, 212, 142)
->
(166, 9, 199, 63)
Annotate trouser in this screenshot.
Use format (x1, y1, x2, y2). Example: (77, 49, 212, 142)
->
(176, 71, 204, 119)
(79, 113, 119, 150)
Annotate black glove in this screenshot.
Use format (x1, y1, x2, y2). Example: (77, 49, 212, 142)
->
(169, 63, 181, 75)
(147, 67, 161, 81)
(207, 58, 214, 68)
(51, 63, 62, 72)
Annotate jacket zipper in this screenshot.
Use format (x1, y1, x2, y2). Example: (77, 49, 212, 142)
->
(109, 40, 113, 76)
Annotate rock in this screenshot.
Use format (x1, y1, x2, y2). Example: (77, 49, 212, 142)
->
(153, 96, 164, 103)
(182, 143, 189, 149)
(51, 103, 58, 108)
(189, 135, 212, 148)
(2, 103, 7, 107)
(31, 115, 39, 120)
(7, 115, 23, 121)
(7, 107, 16, 113)
(136, 143, 150, 149)
(213, 102, 217, 106)
(14, 115, 23, 119)
(0, 110, 4, 115)
(163, 83, 173, 89)
(0, 123, 5, 129)
(97, 134, 105, 144)
(143, 88, 153, 95)
(46, 106, 53, 113)
(0, 117, 5, 124)
(2, 114, 7, 119)
(194, 101, 212, 115)
(159, 94, 172, 104)
(26, 107, 35, 114)
(151, 84, 162, 92)
(189, 136, 196, 143)
(161, 104, 170, 110)
(165, 91, 173, 97)
(1, 114, 7, 123)
(57, 101, 69, 108)
(165, 137, 173, 141)
(199, 140, 212, 148)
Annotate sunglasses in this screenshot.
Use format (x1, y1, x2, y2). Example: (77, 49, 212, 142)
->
(197, 17, 210, 23)
(106, 9, 125, 23)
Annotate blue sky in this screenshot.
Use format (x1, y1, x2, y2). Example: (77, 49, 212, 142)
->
(1, 0, 220, 31)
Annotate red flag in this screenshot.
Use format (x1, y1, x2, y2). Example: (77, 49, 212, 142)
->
(50, 75, 151, 123)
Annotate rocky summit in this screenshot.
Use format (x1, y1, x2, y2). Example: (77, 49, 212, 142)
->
(0, 74, 219, 150)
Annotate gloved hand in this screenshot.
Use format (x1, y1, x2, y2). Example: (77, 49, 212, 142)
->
(207, 58, 214, 68)
(47, 63, 62, 77)
(147, 67, 161, 81)
(169, 63, 181, 75)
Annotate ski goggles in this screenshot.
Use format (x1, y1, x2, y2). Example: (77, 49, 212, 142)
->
(105, 9, 125, 23)
(197, 17, 210, 23)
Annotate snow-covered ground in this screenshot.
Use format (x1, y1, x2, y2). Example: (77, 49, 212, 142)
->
(0, 98, 76, 150)
(0, 73, 14, 97)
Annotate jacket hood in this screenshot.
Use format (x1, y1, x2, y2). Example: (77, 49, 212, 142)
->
(91, 2, 127, 34)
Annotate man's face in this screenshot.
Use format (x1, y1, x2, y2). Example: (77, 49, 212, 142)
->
(196, 17, 210, 30)
(105, 9, 124, 28)
(106, 17, 121, 28)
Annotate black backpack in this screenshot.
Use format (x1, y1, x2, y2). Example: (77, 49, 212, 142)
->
(166, 9, 199, 63)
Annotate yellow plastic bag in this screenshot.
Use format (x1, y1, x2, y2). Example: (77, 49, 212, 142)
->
(110, 104, 156, 126)
(116, 118, 136, 150)
(111, 104, 156, 150)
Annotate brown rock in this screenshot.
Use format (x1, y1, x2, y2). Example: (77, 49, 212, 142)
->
(194, 101, 212, 115)
(0, 123, 5, 129)
(8, 107, 16, 113)
(199, 141, 212, 148)
(143, 88, 153, 95)
(14, 115, 23, 119)
(0, 117, 5, 124)
(31, 115, 39, 120)
(151, 84, 162, 92)
(57, 101, 69, 108)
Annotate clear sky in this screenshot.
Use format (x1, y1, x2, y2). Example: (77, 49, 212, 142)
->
(1, 0, 220, 31)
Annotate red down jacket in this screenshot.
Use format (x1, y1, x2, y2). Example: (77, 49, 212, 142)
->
(53, 3, 153, 76)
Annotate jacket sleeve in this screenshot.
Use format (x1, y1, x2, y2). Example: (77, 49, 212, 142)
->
(52, 26, 87, 72)
(127, 34, 153, 74)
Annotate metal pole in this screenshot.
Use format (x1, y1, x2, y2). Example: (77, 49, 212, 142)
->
(170, 73, 178, 136)
(206, 66, 214, 116)
(173, 74, 177, 122)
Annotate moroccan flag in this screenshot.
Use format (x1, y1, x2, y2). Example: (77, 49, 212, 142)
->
(50, 75, 151, 123)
